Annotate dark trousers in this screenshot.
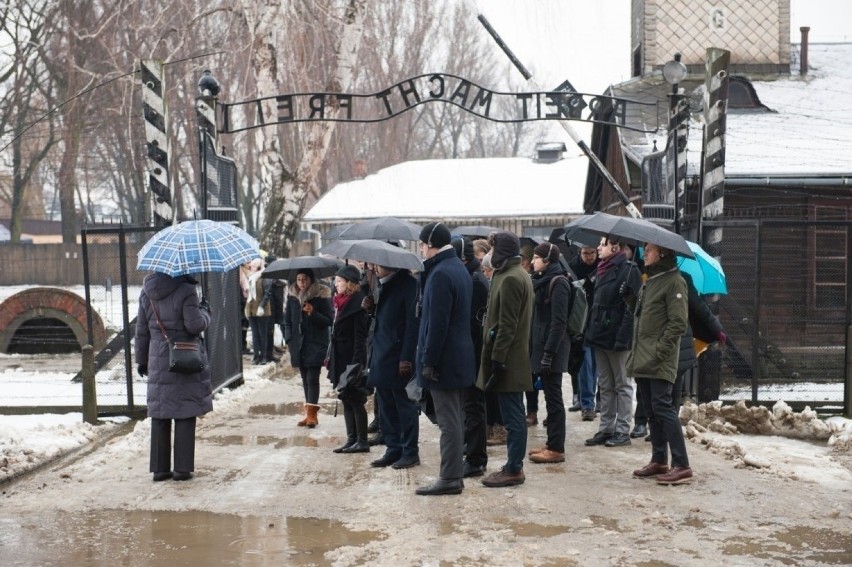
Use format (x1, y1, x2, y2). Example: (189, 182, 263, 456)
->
(249, 316, 270, 361)
(542, 372, 566, 452)
(525, 377, 540, 414)
(462, 385, 487, 467)
(150, 416, 196, 473)
(497, 391, 526, 474)
(300, 365, 321, 404)
(430, 388, 465, 480)
(485, 391, 503, 425)
(636, 377, 690, 468)
(635, 367, 690, 426)
(376, 387, 419, 458)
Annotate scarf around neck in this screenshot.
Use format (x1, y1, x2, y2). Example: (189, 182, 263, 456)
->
(596, 250, 625, 279)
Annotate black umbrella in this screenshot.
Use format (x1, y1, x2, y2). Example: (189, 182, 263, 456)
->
(262, 256, 344, 282)
(452, 225, 500, 239)
(336, 216, 422, 241)
(519, 236, 540, 250)
(322, 223, 354, 240)
(565, 212, 694, 258)
(317, 239, 424, 271)
(552, 224, 601, 248)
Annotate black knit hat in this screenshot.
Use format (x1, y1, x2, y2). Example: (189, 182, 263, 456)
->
(451, 235, 475, 261)
(534, 242, 560, 264)
(296, 268, 315, 281)
(419, 222, 452, 248)
(335, 264, 361, 283)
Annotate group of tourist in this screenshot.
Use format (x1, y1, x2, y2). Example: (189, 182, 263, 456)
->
(135, 220, 726, 492)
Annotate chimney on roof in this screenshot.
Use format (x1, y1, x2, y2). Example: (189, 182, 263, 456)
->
(534, 142, 566, 163)
(800, 26, 810, 76)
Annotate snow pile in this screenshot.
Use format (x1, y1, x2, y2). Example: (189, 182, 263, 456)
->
(681, 399, 843, 440)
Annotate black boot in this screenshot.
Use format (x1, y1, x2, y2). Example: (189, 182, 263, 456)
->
(342, 402, 370, 453)
(333, 408, 357, 453)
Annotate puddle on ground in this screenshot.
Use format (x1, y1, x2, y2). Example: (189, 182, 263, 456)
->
(247, 402, 303, 416)
(587, 515, 621, 532)
(0, 510, 383, 566)
(722, 526, 852, 564)
(204, 434, 342, 449)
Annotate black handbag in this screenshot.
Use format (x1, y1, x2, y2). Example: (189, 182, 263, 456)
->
(150, 299, 205, 374)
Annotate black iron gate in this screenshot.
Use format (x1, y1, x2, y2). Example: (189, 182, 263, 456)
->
(81, 224, 244, 417)
(701, 219, 851, 414)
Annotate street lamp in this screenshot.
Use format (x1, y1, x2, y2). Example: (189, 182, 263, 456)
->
(663, 53, 688, 233)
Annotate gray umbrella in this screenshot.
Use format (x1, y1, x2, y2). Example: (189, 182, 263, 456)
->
(336, 216, 423, 241)
(452, 225, 500, 239)
(262, 256, 344, 282)
(564, 212, 694, 258)
(317, 239, 423, 271)
(322, 223, 354, 240)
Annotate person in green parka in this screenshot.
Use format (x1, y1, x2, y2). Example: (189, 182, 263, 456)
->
(625, 243, 692, 485)
(477, 230, 534, 488)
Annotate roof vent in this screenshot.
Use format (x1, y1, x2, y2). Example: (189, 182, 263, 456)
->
(534, 142, 566, 163)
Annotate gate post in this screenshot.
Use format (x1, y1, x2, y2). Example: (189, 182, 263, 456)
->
(82, 345, 98, 424)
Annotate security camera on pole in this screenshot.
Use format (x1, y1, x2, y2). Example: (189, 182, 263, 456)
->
(196, 69, 221, 220)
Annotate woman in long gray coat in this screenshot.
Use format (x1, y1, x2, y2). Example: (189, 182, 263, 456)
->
(135, 272, 212, 482)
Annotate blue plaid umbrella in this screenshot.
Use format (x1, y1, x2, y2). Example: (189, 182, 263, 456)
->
(137, 220, 260, 276)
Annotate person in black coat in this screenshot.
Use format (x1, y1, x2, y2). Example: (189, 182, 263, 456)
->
(284, 268, 333, 428)
(567, 246, 599, 419)
(451, 235, 491, 478)
(528, 243, 571, 464)
(414, 222, 475, 496)
(135, 272, 211, 482)
(584, 237, 642, 448)
(363, 265, 420, 467)
(329, 265, 371, 453)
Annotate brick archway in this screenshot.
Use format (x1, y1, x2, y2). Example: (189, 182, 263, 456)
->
(0, 288, 106, 353)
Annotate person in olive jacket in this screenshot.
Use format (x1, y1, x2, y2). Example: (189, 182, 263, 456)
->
(583, 236, 642, 448)
(625, 243, 692, 485)
(527, 242, 571, 464)
(284, 268, 333, 428)
(135, 272, 212, 482)
(363, 265, 420, 468)
(477, 230, 534, 488)
(414, 222, 475, 496)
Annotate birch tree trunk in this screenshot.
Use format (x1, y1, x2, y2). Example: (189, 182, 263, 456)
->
(259, 0, 366, 255)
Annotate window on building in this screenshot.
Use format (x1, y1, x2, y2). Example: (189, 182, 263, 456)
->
(811, 205, 848, 310)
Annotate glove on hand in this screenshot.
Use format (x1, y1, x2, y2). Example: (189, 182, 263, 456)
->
(422, 366, 439, 382)
(398, 360, 413, 379)
(137, 364, 148, 377)
(361, 295, 376, 314)
(540, 352, 553, 376)
(716, 331, 728, 346)
(484, 360, 507, 391)
(619, 281, 633, 298)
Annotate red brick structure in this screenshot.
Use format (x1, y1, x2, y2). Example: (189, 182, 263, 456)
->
(0, 288, 106, 353)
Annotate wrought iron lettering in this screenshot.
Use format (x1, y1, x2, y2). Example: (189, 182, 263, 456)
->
(218, 72, 659, 134)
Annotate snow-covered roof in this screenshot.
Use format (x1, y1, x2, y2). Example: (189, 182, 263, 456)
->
(610, 43, 852, 177)
(304, 155, 587, 222)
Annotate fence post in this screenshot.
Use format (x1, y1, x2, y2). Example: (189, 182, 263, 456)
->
(845, 325, 851, 418)
(82, 344, 98, 424)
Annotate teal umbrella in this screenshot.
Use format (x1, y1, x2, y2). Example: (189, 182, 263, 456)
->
(677, 241, 727, 295)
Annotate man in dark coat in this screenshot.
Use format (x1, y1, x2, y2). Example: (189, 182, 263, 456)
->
(528, 242, 571, 464)
(584, 237, 642, 448)
(477, 230, 534, 488)
(135, 272, 212, 482)
(451, 235, 490, 478)
(364, 265, 420, 468)
(414, 222, 475, 496)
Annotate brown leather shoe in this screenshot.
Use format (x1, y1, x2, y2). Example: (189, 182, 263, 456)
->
(525, 412, 538, 426)
(529, 449, 565, 464)
(632, 462, 670, 478)
(481, 467, 525, 488)
(581, 409, 596, 421)
(527, 446, 548, 457)
(655, 466, 693, 485)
